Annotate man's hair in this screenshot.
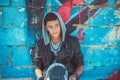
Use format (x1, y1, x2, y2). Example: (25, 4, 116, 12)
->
(44, 13, 58, 25)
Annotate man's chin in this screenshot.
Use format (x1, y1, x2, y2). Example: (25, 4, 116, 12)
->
(52, 35, 60, 38)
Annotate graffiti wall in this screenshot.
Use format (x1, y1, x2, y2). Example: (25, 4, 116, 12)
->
(0, 0, 120, 80)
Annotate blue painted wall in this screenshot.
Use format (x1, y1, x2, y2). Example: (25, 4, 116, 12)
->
(0, 0, 35, 79)
(0, 0, 120, 80)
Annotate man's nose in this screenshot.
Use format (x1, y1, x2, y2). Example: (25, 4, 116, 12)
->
(53, 26, 58, 30)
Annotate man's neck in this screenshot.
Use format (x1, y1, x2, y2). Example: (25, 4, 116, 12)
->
(51, 36, 61, 44)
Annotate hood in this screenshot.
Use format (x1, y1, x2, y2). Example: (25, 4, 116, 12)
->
(42, 12, 66, 45)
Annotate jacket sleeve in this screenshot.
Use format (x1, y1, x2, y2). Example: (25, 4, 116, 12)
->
(32, 39, 44, 71)
(72, 37, 84, 68)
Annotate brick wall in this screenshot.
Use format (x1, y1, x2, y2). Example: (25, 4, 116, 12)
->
(0, 0, 35, 79)
(0, 0, 120, 80)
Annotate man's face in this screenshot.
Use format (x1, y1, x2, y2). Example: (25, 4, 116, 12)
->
(46, 19, 61, 39)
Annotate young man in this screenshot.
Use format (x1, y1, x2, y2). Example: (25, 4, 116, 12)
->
(33, 12, 84, 80)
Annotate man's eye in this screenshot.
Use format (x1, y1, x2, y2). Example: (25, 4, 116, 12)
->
(49, 26, 53, 28)
(56, 24, 59, 27)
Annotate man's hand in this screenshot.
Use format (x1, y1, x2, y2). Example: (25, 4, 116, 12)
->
(38, 77, 44, 80)
(69, 74, 77, 80)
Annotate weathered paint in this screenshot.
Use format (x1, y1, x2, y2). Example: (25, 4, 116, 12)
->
(0, 0, 120, 80)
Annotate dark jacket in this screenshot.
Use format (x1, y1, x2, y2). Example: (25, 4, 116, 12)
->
(33, 34, 84, 76)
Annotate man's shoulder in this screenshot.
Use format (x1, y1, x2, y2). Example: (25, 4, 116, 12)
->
(37, 39, 44, 46)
